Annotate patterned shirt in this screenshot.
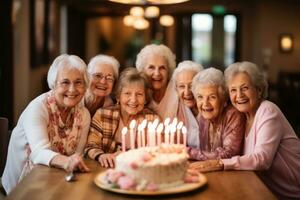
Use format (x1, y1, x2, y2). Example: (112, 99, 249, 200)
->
(188, 105, 245, 160)
(85, 105, 160, 160)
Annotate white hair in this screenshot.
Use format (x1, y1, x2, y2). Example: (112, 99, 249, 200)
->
(172, 60, 203, 81)
(135, 44, 176, 79)
(192, 67, 227, 99)
(87, 54, 120, 79)
(224, 61, 268, 99)
(47, 54, 89, 89)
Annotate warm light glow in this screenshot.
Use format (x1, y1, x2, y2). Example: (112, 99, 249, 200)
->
(123, 15, 135, 26)
(109, 0, 144, 4)
(133, 17, 149, 30)
(130, 6, 144, 17)
(148, 0, 190, 4)
(145, 6, 160, 18)
(159, 15, 174, 26)
(109, 0, 190, 4)
(281, 36, 292, 51)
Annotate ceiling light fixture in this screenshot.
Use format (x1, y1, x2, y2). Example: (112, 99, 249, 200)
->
(109, 0, 190, 5)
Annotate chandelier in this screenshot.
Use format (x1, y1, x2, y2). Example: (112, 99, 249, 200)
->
(123, 6, 174, 30)
(109, 0, 190, 5)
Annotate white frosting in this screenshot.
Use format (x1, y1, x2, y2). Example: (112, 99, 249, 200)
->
(115, 144, 188, 189)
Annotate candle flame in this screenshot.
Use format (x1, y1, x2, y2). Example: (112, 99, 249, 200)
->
(152, 118, 159, 129)
(182, 126, 187, 134)
(164, 117, 170, 126)
(129, 120, 137, 129)
(171, 125, 177, 133)
(177, 121, 183, 129)
(122, 127, 128, 135)
(140, 119, 147, 129)
(165, 125, 170, 134)
(157, 123, 164, 133)
(172, 117, 178, 125)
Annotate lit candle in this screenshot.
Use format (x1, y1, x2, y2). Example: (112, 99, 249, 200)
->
(156, 123, 164, 146)
(147, 122, 152, 146)
(152, 118, 159, 129)
(121, 127, 128, 152)
(164, 126, 170, 144)
(140, 119, 147, 147)
(170, 125, 176, 144)
(182, 126, 187, 146)
(176, 121, 183, 144)
(172, 117, 178, 127)
(137, 124, 142, 148)
(129, 120, 137, 149)
(164, 117, 170, 127)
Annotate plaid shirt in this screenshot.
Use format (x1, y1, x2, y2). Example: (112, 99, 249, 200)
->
(85, 105, 160, 160)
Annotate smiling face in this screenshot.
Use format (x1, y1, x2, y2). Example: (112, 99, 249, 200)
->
(175, 70, 197, 108)
(54, 68, 86, 109)
(143, 54, 169, 92)
(227, 72, 260, 116)
(119, 81, 146, 118)
(89, 63, 115, 97)
(195, 85, 224, 121)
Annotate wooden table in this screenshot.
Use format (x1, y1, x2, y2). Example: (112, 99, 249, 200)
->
(6, 159, 277, 200)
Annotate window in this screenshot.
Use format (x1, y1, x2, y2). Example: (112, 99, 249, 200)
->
(192, 14, 237, 67)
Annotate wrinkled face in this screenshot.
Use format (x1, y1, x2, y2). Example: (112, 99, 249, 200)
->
(89, 64, 115, 97)
(195, 85, 223, 121)
(175, 70, 197, 108)
(119, 82, 146, 117)
(227, 72, 260, 114)
(143, 54, 169, 91)
(54, 68, 86, 109)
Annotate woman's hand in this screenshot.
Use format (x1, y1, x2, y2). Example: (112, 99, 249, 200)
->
(189, 159, 224, 173)
(65, 153, 90, 172)
(98, 153, 117, 168)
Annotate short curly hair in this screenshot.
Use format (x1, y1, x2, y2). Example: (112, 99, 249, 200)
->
(115, 67, 151, 104)
(135, 44, 176, 80)
(87, 54, 120, 79)
(192, 67, 227, 101)
(172, 60, 203, 82)
(224, 61, 268, 99)
(47, 54, 89, 89)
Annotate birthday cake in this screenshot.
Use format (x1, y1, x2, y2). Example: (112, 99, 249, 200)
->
(102, 144, 199, 191)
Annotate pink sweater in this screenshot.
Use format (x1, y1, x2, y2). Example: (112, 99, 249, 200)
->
(222, 100, 300, 198)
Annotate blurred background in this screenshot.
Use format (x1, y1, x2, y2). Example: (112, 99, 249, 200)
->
(0, 0, 300, 135)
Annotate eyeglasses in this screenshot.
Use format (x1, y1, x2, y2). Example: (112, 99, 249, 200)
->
(92, 73, 115, 82)
(176, 83, 192, 90)
(57, 79, 85, 89)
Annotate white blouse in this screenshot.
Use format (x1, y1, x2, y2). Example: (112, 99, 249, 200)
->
(2, 93, 91, 194)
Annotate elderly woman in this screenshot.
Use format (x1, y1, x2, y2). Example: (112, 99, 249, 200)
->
(187, 67, 245, 160)
(85, 54, 120, 117)
(2, 54, 91, 194)
(171, 60, 203, 146)
(85, 68, 160, 168)
(136, 44, 177, 119)
(191, 62, 300, 199)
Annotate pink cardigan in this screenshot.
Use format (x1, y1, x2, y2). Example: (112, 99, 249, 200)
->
(222, 100, 300, 198)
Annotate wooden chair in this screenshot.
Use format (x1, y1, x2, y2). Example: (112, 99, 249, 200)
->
(0, 117, 10, 176)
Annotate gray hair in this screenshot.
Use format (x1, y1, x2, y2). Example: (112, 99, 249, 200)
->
(135, 44, 176, 79)
(192, 67, 227, 99)
(47, 54, 89, 89)
(115, 67, 151, 104)
(224, 61, 268, 99)
(87, 54, 120, 79)
(172, 60, 203, 81)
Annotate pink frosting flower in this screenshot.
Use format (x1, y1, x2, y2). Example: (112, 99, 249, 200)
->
(146, 182, 158, 191)
(106, 170, 124, 184)
(130, 162, 138, 169)
(184, 174, 199, 183)
(117, 176, 136, 190)
(141, 153, 152, 162)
